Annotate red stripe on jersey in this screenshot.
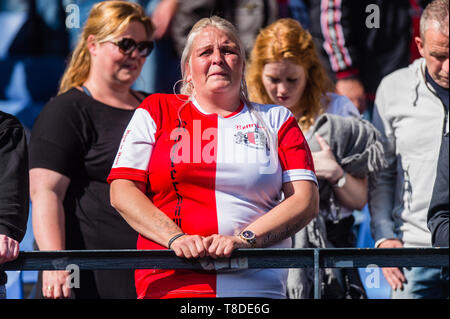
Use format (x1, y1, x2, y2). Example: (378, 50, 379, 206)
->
(107, 167, 147, 183)
(277, 116, 315, 172)
(134, 94, 219, 299)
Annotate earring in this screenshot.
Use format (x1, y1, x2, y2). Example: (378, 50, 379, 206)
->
(173, 79, 194, 95)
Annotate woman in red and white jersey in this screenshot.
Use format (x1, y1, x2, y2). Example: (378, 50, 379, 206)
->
(108, 16, 319, 299)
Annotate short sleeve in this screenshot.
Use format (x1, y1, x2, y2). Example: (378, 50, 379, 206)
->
(29, 98, 87, 178)
(107, 107, 157, 184)
(325, 93, 360, 117)
(277, 116, 317, 185)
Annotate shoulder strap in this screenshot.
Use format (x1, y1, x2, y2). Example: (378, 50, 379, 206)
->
(81, 85, 92, 97)
(130, 90, 145, 103)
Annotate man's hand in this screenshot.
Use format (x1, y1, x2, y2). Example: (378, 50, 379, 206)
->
(0, 234, 19, 264)
(336, 78, 367, 114)
(378, 239, 407, 291)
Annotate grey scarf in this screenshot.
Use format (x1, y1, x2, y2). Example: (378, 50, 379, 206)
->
(307, 113, 387, 213)
(287, 113, 386, 299)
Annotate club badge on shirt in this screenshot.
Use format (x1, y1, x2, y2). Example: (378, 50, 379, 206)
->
(234, 128, 268, 150)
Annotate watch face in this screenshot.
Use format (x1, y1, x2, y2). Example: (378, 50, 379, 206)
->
(338, 174, 346, 187)
(242, 230, 255, 239)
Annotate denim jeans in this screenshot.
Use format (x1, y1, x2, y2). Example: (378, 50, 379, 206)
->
(0, 284, 6, 299)
(391, 267, 449, 299)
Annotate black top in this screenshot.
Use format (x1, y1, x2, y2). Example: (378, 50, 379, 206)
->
(427, 133, 449, 248)
(0, 111, 29, 286)
(29, 88, 147, 298)
(426, 68, 449, 112)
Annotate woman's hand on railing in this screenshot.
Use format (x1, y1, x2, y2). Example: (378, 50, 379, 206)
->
(42, 270, 71, 299)
(170, 234, 209, 259)
(170, 234, 250, 259)
(202, 234, 251, 259)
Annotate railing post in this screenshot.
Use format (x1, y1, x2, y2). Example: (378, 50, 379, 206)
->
(314, 249, 320, 299)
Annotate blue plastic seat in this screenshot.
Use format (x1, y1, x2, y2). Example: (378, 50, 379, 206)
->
(356, 205, 391, 299)
(5, 271, 23, 299)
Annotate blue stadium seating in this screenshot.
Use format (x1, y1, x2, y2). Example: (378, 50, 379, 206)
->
(1, 9, 66, 299)
(355, 206, 391, 299)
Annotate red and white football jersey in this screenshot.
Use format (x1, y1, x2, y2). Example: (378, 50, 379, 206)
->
(107, 94, 316, 299)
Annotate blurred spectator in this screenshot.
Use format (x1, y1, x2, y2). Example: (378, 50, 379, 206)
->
(0, 111, 29, 299)
(0, 0, 69, 131)
(133, 0, 180, 94)
(28, 1, 153, 299)
(370, 0, 449, 299)
(1, 0, 69, 57)
(278, 0, 309, 28)
(302, 0, 432, 116)
(247, 18, 388, 299)
(427, 132, 449, 248)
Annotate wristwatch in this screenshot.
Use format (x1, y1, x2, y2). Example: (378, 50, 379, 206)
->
(239, 230, 257, 248)
(332, 172, 347, 188)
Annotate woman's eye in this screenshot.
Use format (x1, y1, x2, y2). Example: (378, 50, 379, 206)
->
(222, 48, 236, 54)
(270, 78, 280, 84)
(200, 49, 212, 56)
(287, 78, 297, 83)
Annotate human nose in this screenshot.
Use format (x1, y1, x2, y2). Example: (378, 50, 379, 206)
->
(443, 57, 449, 74)
(278, 82, 289, 95)
(211, 48, 224, 65)
(129, 46, 141, 59)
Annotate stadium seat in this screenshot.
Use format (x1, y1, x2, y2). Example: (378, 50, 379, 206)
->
(5, 271, 23, 299)
(356, 206, 391, 299)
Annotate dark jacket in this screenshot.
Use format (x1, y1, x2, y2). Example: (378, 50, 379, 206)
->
(305, 0, 432, 96)
(427, 133, 449, 247)
(0, 111, 29, 285)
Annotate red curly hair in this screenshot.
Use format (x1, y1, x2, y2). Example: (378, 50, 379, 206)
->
(246, 18, 333, 131)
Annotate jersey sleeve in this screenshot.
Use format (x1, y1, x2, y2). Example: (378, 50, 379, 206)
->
(277, 115, 317, 185)
(107, 106, 157, 185)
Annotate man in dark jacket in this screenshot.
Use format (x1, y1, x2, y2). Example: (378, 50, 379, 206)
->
(0, 111, 29, 299)
(428, 133, 449, 248)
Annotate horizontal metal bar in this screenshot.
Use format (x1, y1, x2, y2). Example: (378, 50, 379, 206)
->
(0, 248, 448, 271)
(319, 247, 449, 268)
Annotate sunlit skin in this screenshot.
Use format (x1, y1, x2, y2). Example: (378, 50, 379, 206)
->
(415, 27, 449, 88)
(89, 20, 149, 87)
(82, 20, 149, 110)
(262, 60, 307, 116)
(185, 26, 244, 115)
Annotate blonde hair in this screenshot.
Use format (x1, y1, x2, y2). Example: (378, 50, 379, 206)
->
(246, 18, 333, 131)
(178, 16, 275, 155)
(58, 1, 153, 95)
(179, 16, 249, 102)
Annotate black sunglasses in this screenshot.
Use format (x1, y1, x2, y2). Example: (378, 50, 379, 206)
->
(111, 38, 154, 57)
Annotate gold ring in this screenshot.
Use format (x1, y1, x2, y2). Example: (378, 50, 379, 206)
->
(47, 286, 53, 291)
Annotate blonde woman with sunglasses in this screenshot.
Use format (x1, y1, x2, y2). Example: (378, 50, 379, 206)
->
(29, 1, 153, 299)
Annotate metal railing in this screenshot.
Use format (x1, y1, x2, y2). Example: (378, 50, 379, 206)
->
(1, 247, 448, 299)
